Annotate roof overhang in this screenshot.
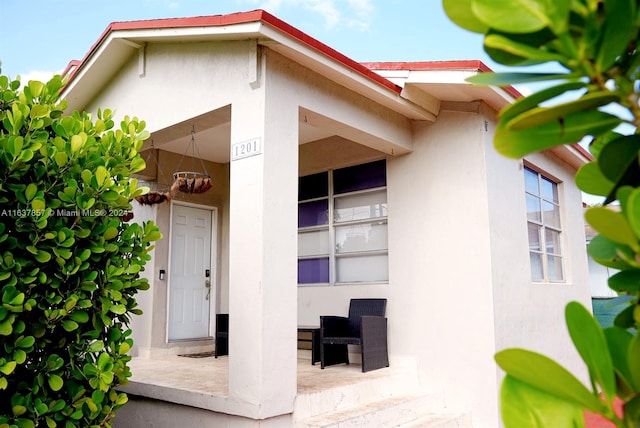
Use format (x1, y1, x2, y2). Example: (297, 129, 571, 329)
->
(364, 61, 593, 168)
(363, 61, 519, 114)
(60, 10, 438, 121)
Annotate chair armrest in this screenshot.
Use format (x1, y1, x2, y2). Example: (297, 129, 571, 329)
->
(320, 316, 349, 338)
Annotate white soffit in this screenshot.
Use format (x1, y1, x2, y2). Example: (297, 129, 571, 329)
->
(406, 69, 515, 112)
(373, 68, 516, 113)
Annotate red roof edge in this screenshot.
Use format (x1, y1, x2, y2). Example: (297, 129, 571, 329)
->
(62, 9, 401, 94)
(61, 60, 81, 79)
(362, 60, 523, 100)
(573, 142, 594, 161)
(256, 11, 401, 94)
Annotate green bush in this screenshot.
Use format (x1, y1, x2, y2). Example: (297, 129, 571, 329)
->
(0, 72, 161, 427)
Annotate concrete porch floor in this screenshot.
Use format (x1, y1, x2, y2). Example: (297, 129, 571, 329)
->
(117, 352, 469, 427)
(123, 351, 405, 398)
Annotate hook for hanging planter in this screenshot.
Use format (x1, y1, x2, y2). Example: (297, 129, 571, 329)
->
(135, 140, 173, 206)
(172, 126, 212, 195)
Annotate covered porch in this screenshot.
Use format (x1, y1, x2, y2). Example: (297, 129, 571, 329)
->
(114, 352, 468, 427)
(127, 80, 412, 419)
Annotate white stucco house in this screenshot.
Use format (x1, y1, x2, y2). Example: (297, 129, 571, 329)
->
(59, 10, 593, 427)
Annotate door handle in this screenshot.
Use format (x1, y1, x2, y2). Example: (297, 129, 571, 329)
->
(205, 279, 211, 300)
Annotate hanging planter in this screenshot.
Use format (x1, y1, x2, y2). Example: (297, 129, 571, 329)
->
(135, 141, 173, 206)
(135, 191, 171, 206)
(172, 126, 212, 195)
(119, 211, 135, 222)
(171, 171, 212, 194)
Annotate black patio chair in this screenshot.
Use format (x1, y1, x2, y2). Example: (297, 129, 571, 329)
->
(320, 298, 388, 372)
(214, 313, 228, 358)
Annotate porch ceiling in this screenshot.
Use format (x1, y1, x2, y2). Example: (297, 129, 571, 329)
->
(145, 106, 337, 164)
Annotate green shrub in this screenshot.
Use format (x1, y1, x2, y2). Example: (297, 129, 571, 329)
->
(0, 72, 161, 427)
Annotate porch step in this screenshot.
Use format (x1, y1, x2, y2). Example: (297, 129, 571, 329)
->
(295, 357, 427, 420)
(295, 392, 469, 428)
(397, 412, 472, 427)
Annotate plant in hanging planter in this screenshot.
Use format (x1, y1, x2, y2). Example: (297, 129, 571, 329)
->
(135, 191, 171, 206)
(0, 71, 162, 427)
(171, 172, 212, 194)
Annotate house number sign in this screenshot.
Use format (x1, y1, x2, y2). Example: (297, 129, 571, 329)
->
(231, 138, 262, 161)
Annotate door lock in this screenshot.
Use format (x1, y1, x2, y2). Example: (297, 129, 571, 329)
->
(205, 279, 211, 300)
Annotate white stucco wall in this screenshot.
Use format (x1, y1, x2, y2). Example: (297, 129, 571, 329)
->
(486, 130, 592, 376)
(387, 109, 500, 427)
(84, 40, 257, 133)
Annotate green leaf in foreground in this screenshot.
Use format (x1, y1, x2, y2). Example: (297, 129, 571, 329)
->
(495, 348, 606, 412)
(565, 302, 616, 403)
(442, 0, 488, 33)
(575, 162, 614, 197)
(585, 207, 639, 251)
(484, 34, 567, 64)
(603, 327, 635, 393)
(467, 72, 580, 86)
(499, 81, 586, 122)
(500, 376, 586, 428)
(587, 234, 633, 270)
(505, 92, 619, 131)
(494, 110, 621, 158)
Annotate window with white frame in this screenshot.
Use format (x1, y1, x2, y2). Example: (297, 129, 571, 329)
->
(298, 160, 388, 284)
(524, 166, 564, 282)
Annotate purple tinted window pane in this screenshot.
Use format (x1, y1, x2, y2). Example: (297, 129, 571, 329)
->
(298, 200, 329, 227)
(334, 160, 386, 194)
(298, 258, 329, 284)
(299, 172, 328, 201)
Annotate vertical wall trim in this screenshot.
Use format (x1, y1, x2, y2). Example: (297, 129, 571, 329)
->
(249, 40, 262, 89)
(138, 45, 146, 78)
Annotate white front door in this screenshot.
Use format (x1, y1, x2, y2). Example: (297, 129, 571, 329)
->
(168, 204, 214, 341)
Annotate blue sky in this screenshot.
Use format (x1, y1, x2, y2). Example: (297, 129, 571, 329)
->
(1, 0, 497, 80)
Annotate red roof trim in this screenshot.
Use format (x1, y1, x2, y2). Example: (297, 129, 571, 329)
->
(362, 60, 491, 72)
(63, 9, 401, 94)
(573, 142, 594, 161)
(257, 11, 401, 93)
(61, 60, 81, 79)
(361, 60, 522, 100)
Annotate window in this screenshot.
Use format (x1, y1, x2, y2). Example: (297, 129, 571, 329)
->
(524, 166, 563, 282)
(298, 160, 388, 284)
